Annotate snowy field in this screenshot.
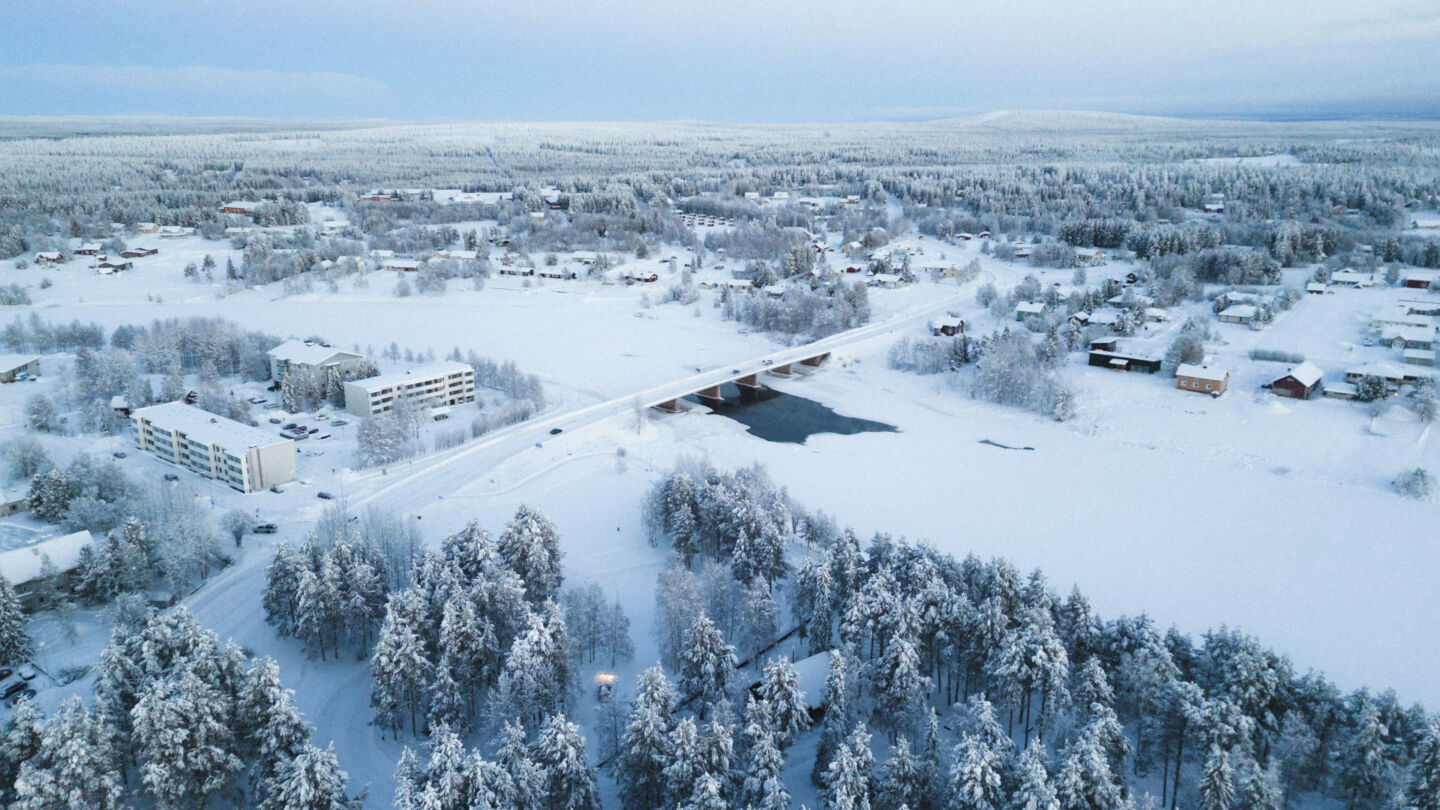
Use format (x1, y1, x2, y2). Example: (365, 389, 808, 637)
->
(2, 213, 1438, 807)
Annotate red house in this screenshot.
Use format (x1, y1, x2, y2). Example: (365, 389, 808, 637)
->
(1271, 362, 1323, 400)
(121, 247, 158, 259)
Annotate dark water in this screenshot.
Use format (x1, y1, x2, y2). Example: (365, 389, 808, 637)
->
(686, 382, 898, 444)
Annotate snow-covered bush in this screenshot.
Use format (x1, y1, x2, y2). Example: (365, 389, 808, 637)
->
(1394, 467, 1435, 500)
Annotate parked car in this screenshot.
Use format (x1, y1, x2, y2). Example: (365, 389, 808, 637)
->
(550, 428, 563, 435)
(0, 667, 11, 681)
(112, 451, 127, 459)
(318, 434, 331, 440)
(331, 420, 348, 427)
(295, 425, 307, 432)
(315, 414, 329, 421)
(283, 422, 298, 430)
(316, 491, 335, 500)
(269, 417, 283, 424)
(253, 524, 279, 534)
(163, 473, 179, 481)
(6, 689, 35, 707)
(270, 485, 284, 494)
(1, 681, 26, 699)
(307, 427, 319, 434)
(18, 665, 36, 680)
(248, 396, 267, 404)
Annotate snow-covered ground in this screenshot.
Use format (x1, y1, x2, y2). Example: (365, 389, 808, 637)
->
(3, 223, 1439, 806)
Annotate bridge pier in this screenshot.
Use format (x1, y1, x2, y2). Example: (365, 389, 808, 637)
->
(695, 384, 724, 404)
(652, 399, 684, 414)
(768, 363, 793, 376)
(734, 373, 761, 389)
(801, 353, 830, 367)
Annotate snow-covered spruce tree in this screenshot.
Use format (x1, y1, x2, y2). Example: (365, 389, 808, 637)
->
(499, 718, 548, 810)
(758, 655, 812, 747)
(1408, 720, 1440, 810)
(619, 665, 679, 810)
(370, 592, 432, 738)
(1236, 758, 1283, 810)
(0, 696, 45, 806)
(823, 721, 875, 810)
(1198, 745, 1235, 810)
(654, 561, 701, 669)
(1339, 699, 1396, 810)
(793, 557, 837, 655)
(237, 657, 314, 803)
(951, 731, 1007, 810)
(1012, 740, 1060, 810)
(259, 742, 361, 810)
(740, 576, 780, 659)
(876, 736, 925, 810)
(498, 504, 564, 605)
(11, 696, 124, 810)
(815, 648, 855, 787)
(132, 669, 244, 810)
(0, 575, 33, 665)
(678, 612, 738, 718)
(665, 715, 705, 805)
(1054, 729, 1123, 810)
(535, 713, 601, 810)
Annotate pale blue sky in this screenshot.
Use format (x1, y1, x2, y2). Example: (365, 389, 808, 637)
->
(2, 0, 1437, 121)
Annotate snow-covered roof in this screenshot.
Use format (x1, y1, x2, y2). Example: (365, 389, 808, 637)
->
(746, 652, 828, 711)
(1087, 311, 1119, 325)
(1176, 364, 1228, 382)
(1347, 362, 1407, 380)
(936, 316, 964, 329)
(1331, 270, 1374, 284)
(1219, 305, 1257, 318)
(346, 361, 472, 394)
(133, 401, 286, 454)
(1307, 282, 1327, 291)
(268, 339, 362, 367)
(0, 354, 39, 373)
(0, 530, 93, 585)
(1276, 362, 1323, 387)
(35, 251, 62, 260)
(1404, 349, 1436, 362)
(1016, 301, 1047, 314)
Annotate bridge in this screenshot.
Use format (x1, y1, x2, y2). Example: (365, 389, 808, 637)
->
(651, 353, 830, 413)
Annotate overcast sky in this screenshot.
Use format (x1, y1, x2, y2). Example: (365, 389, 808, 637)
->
(2, 0, 1437, 121)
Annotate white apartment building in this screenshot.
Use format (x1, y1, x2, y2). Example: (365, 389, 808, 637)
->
(343, 362, 476, 417)
(131, 402, 297, 493)
(267, 339, 369, 382)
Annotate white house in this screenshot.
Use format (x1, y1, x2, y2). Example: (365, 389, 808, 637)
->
(0, 530, 94, 611)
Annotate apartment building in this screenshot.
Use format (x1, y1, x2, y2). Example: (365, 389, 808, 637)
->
(131, 402, 296, 493)
(343, 361, 476, 417)
(267, 339, 369, 382)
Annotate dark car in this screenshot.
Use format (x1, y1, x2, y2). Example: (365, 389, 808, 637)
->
(270, 485, 283, 493)
(549, 427, 563, 435)
(163, 473, 179, 481)
(112, 451, 127, 459)
(283, 422, 298, 431)
(17, 665, 36, 680)
(331, 420, 348, 427)
(0, 667, 10, 681)
(6, 689, 35, 707)
(307, 427, 319, 434)
(269, 417, 283, 424)
(253, 523, 279, 534)
(1, 681, 26, 699)
(316, 491, 335, 500)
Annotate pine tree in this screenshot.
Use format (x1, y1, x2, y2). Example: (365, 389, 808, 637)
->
(238, 657, 314, 796)
(11, 697, 123, 810)
(499, 719, 547, 810)
(1340, 701, 1393, 810)
(428, 653, 468, 733)
(951, 732, 1006, 810)
(0, 575, 33, 664)
(535, 714, 600, 810)
(1236, 759, 1283, 810)
(667, 716, 705, 805)
(679, 613, 738, 715)
(620, 665, 678, 810)
(498, 505, 564, 604)
(877, 737, 925, 810)
(824, 722, 874, 810)
(1054, 732, 1122, 810)
(741, 576, 780, 658)
(815, 649, 853, 787)
(682, 772, 731, 810)
(1, 695, 45, 806)
(260, 743, 357, 810)
(1407, 720, 1440, 810)
(132, 670, 244, 810)
(759, 655, 812, 747)
(371, 593, 432, 737)
(1199, 745, 1235, 810)
(1013, 741, 1060, 810)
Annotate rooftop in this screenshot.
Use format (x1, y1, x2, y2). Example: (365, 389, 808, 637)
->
(0, 530, 93, 584)
(347, 361, 473, 393)
(133, 401, 288, 454)
(268, 339, 362, 367)
(0, 354, 39, 372)
(1177, 364, 1228, 382)
(1277, 362, 1324, 387)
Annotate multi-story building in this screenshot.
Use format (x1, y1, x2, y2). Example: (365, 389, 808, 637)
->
(131, 402, 296, 493)
(344, 362, 476, 417)
(267, 339, 369, 383)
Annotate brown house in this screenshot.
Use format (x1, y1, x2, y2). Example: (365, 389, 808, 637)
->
(1176, 364, 1229, 395)
(1271, 362, 1323, 399)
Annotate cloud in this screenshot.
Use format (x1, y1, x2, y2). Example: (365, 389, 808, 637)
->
(0, 63, 389, 114)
